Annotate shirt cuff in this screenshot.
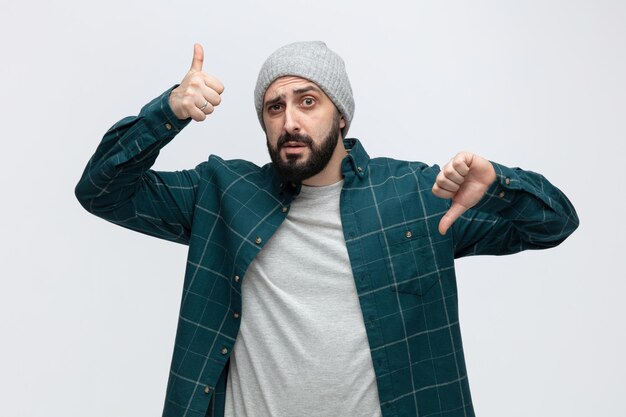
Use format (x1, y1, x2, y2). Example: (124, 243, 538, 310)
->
(471, 161, 522, 214)
(139, 85, 192, 141)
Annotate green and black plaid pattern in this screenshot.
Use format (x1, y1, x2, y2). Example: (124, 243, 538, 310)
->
(76, 89, 579, 417)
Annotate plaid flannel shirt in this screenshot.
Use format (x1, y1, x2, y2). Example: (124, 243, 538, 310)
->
(76, 88, 579, 417)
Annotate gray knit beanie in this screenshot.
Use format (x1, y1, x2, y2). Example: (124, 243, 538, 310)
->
(254, 41, 355, 136)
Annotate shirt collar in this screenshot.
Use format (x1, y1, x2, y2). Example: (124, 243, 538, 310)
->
(341, 138, 370, 179)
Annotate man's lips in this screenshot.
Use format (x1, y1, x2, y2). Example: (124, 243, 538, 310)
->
(282, 141, 307, 148)
(281, 141, 309, 155)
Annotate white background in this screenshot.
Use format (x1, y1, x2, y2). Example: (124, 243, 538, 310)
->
(1, 1, 624, 416)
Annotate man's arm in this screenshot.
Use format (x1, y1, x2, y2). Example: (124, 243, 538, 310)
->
(432, 152, 579, 257)
(75, 44, 224, 244)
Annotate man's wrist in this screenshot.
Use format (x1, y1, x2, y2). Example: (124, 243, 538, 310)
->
(138, 86, 192, 139)
(472, 162, 520, 213)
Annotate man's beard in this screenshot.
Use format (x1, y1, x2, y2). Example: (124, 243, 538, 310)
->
(267, 113, 341, 184)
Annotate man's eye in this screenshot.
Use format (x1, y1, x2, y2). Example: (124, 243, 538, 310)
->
(303, 98, 315, 106)
(269, 104, 282, 111)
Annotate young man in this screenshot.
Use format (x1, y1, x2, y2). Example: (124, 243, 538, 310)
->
(76, 41, 578, 417)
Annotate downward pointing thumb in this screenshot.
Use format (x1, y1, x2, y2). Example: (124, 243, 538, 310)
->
(438, 202, 468, 235)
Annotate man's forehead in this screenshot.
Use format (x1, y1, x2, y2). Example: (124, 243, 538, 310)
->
(264, 76, 324, 101)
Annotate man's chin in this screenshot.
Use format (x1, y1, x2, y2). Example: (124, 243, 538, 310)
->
(281, 152, 309, 165)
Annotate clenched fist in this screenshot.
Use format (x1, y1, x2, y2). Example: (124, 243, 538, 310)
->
(169, 44, 225, 121)
(432, 152, 497, 235)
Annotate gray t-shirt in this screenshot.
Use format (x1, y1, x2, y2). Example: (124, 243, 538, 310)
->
(224, 180, 381, 417)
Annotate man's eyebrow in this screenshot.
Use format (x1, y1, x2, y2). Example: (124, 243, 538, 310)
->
(293, 85, 323, 95)
(264, 94, 284, 107)
(264, 85, 322, 107)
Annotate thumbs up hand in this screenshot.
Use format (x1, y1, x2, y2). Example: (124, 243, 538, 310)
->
(169, 44, 225, 121)
(432, 152, 497, 235)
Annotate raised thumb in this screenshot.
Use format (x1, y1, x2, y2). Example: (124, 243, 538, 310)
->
(190, 43, 204, 72)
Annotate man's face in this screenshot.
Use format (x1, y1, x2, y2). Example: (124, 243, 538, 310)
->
(263, 76, 346, 183)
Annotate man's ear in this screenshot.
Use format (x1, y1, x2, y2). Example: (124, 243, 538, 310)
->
(340, 115, 346, 129)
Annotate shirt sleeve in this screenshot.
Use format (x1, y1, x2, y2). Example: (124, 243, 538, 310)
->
(450, 161, 579, 258)
(74, 87, 202, 245)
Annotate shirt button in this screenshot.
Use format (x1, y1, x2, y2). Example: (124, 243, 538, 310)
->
(498, 191, 506, 198)
(505, 177, 511, 185)
(357, 166, 363, 173)
(204, 385, 211, 394)
(405, 231, 412, 238)
(234, 275, 240, 283)
(165, 123, 172, 130)
(282, 206, 288, 213)
(233, 312, 240, 319)
(255, 237, 262, 245)
(220, 347, 229, 355)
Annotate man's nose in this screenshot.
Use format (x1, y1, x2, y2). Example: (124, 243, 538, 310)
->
(283, 106, 301, 134)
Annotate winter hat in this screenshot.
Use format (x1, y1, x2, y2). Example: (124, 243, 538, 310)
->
(254, 41, 355, 136)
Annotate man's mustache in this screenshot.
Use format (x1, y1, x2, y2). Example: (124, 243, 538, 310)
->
(277, 133, 314, 149)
